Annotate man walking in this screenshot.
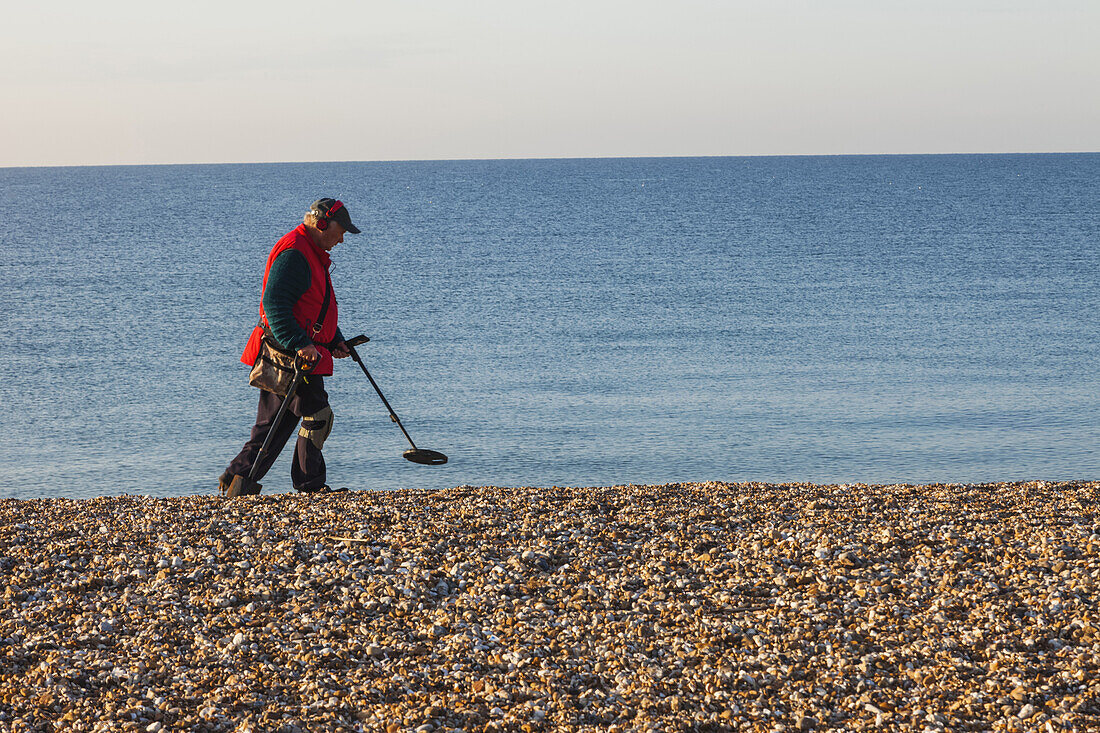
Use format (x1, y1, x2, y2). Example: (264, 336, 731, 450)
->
(220, 198, 360, 497)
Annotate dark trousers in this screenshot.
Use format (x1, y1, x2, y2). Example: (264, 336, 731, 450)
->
(227, 376, 329, 492)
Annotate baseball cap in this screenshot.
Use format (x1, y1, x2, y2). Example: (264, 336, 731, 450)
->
(310, 198, 361, 234)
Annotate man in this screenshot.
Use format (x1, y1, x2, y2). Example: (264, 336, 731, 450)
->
(219, 198, 361, 497)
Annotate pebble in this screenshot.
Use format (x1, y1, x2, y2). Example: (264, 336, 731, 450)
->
(1, 480, 1099, 730)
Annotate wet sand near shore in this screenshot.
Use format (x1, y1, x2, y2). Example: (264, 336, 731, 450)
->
(2, 481, 1099, 732)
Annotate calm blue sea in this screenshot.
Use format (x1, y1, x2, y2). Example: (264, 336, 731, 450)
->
(0, 155, 1097, 499)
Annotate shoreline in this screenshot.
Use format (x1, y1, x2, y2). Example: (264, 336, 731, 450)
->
(3, 480, 1098, 731)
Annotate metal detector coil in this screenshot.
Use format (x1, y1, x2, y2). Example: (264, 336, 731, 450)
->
(403, 448, 448, 465)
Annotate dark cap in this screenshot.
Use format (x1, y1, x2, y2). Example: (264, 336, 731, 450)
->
(310, 198, 361, 234)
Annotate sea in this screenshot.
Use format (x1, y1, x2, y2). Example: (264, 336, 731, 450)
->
(1, 154, 1097, 500)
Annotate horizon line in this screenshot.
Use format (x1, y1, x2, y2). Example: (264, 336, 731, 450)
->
(3, 149, 1098, 171)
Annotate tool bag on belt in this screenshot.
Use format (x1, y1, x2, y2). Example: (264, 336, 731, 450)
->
(248, 276, 331, 396)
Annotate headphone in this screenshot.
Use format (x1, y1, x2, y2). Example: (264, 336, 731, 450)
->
(311, 200, 344, 231)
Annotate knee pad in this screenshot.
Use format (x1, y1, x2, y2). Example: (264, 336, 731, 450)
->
(298, 406, 334, 450)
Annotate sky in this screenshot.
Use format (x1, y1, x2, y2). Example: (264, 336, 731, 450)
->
(2, 0, 1098, 167)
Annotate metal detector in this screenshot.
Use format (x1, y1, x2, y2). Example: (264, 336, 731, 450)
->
(344, 335, 448, 465)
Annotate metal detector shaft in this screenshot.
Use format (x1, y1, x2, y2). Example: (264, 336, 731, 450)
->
(346, 344, 420, 451)
(246, 365, 306, 483)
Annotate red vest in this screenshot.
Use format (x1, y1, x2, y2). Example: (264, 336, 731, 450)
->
(241, 225, 339, 376)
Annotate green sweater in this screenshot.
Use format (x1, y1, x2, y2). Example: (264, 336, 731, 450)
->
(263, 250, 344, 352)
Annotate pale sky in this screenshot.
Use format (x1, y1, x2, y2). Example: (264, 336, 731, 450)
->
(2, 0, 1097, 167)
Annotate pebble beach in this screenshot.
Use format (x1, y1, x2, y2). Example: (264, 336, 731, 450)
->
(2, 480, 1099, 732)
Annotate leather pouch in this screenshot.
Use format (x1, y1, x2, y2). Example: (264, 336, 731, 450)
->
(248, 337, 297, 395)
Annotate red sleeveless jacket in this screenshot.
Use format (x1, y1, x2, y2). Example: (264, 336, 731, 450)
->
(241, 225, 339, 376)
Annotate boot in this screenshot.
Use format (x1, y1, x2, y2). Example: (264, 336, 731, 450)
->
(226, 475, 262, 498)
(296, 484, 348, 495)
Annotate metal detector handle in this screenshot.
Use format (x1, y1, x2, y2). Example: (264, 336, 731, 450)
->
(344, 334, 370, 348)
